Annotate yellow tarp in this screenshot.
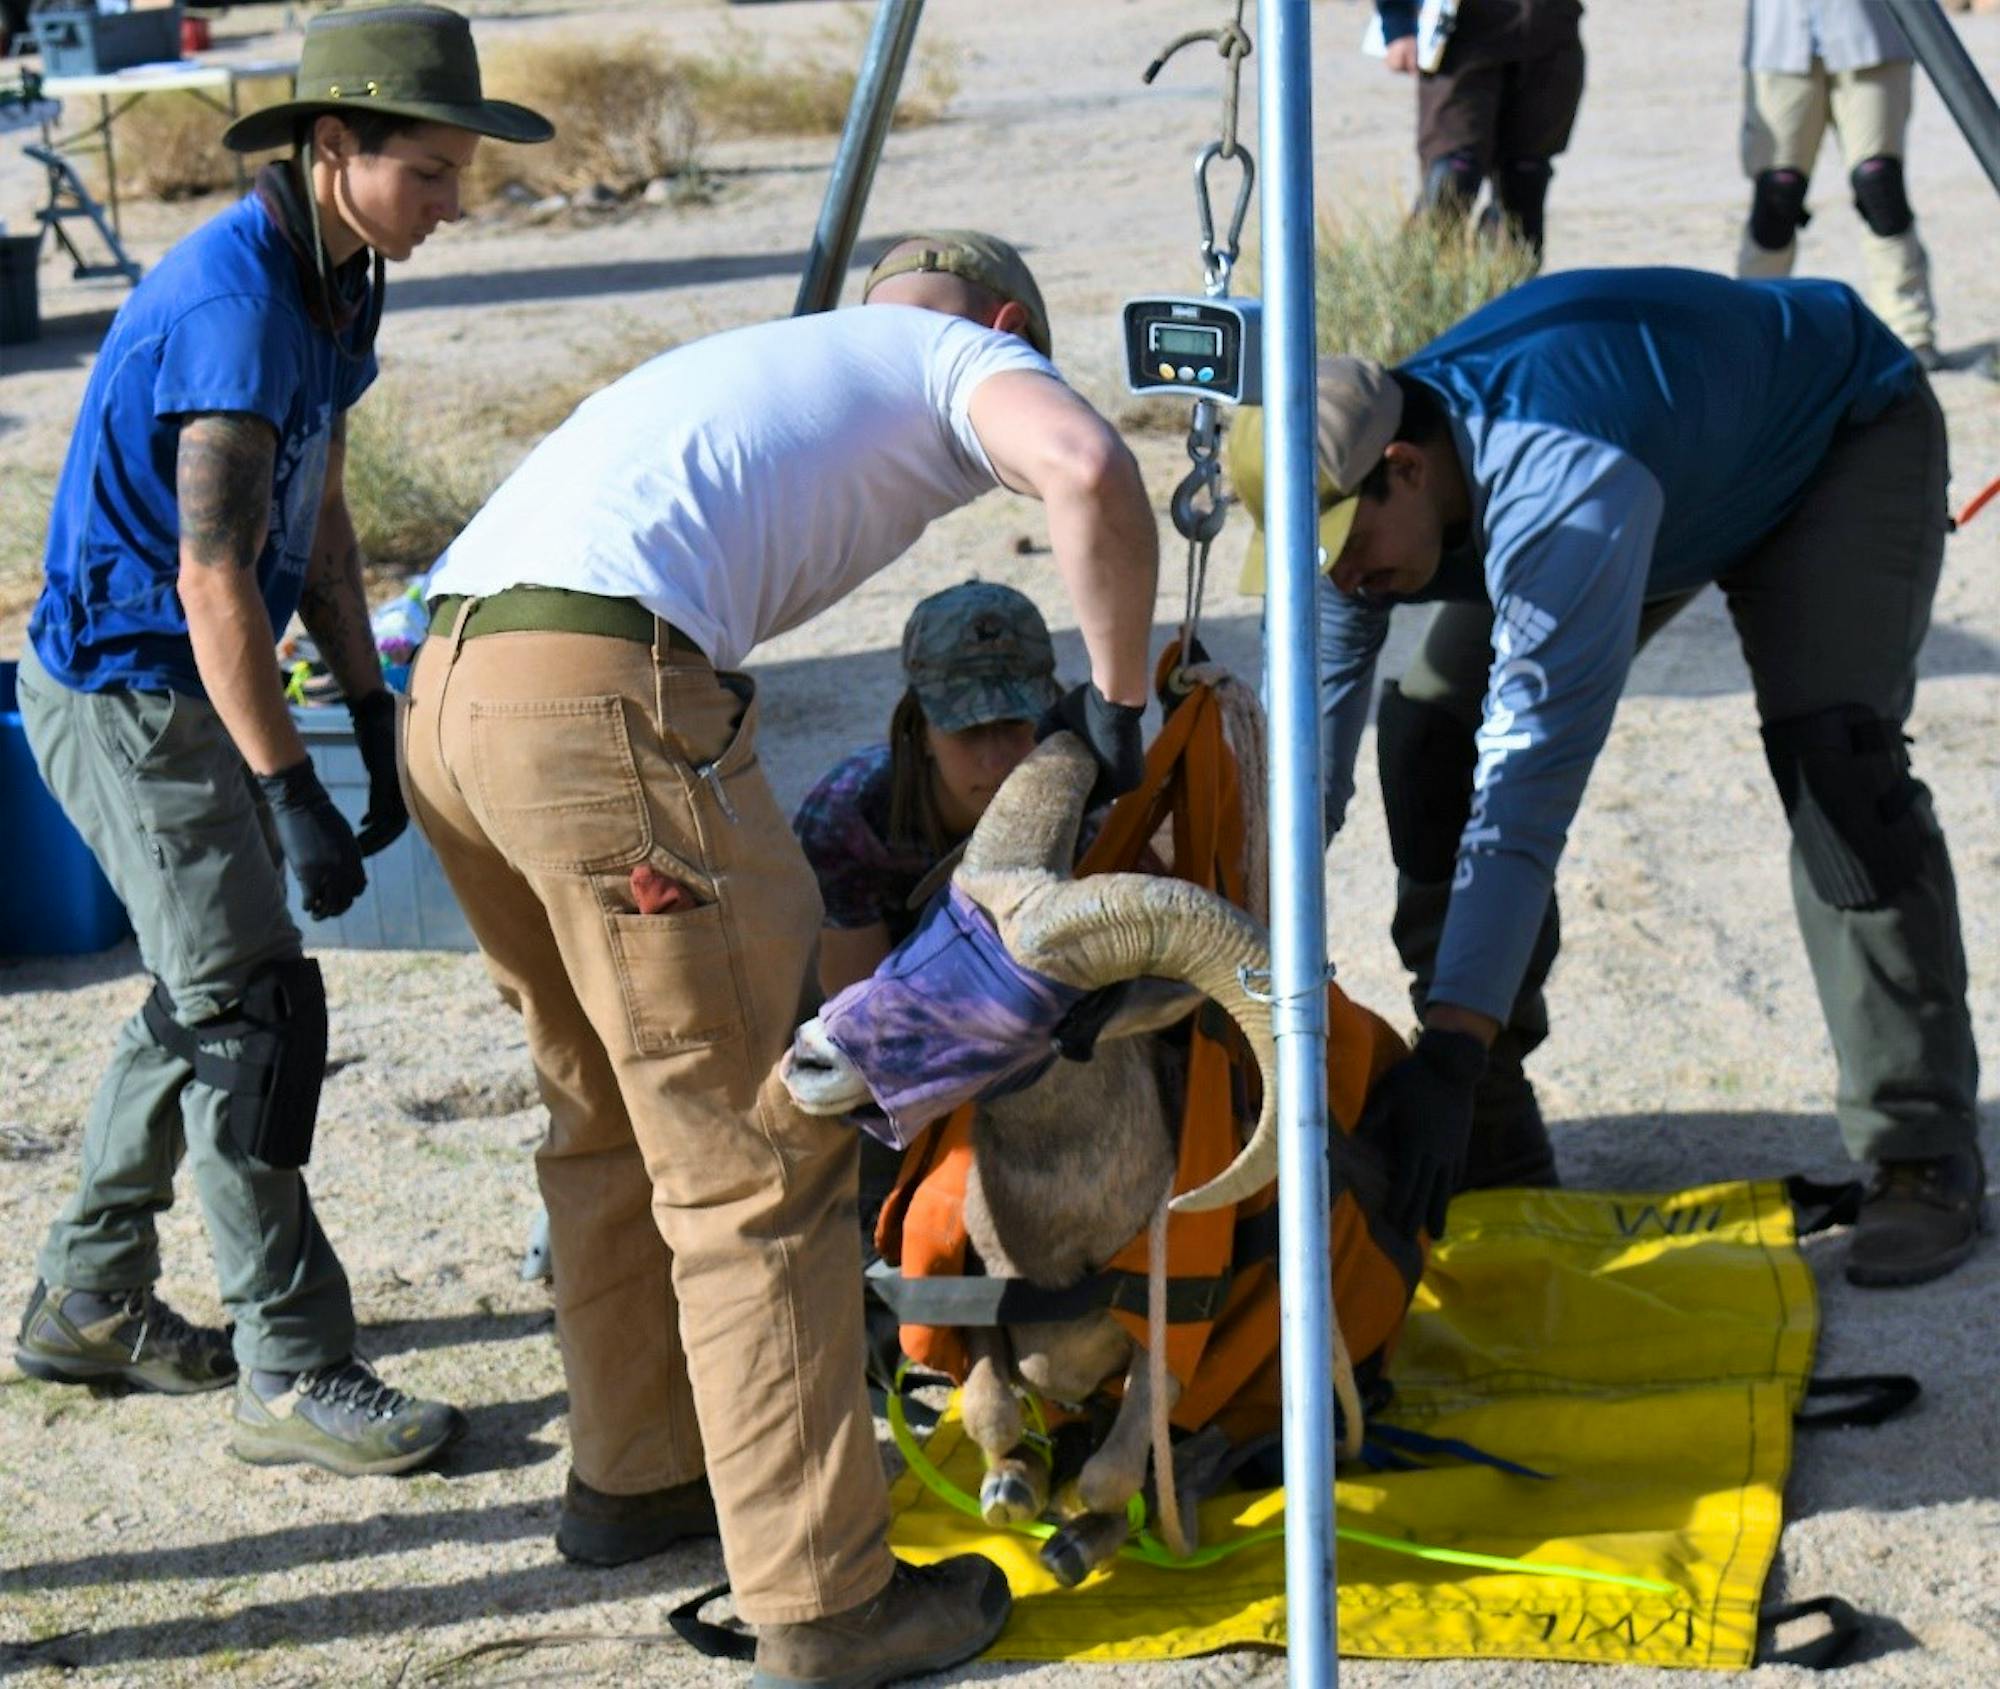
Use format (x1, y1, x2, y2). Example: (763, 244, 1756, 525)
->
(885, 1179, 1818, 1669)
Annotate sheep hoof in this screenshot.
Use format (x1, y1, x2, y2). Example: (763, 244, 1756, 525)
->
(979, 1445, 1050, 1525)
(1040, 1510, 1131, 1588)
(980, 1469, 1040, 1525)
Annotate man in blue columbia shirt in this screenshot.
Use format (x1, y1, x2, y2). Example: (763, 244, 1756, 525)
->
(1234, 266, 1981, 1287)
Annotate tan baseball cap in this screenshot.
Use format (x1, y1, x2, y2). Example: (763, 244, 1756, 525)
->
(1227, 356, 1403, 594)
(863, 229, 1053, 358)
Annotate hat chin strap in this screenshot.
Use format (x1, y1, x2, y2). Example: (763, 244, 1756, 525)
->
(297, 137, 385, 367)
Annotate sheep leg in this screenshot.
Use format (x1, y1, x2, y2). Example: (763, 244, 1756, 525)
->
(961, 1330, 1048, 1526)
(1077, 1350, 1178, 1516)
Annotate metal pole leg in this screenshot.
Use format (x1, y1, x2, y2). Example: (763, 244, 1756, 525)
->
(1257, 1, 1336, 1683)
(1895, 0, 2000, 201)
(792, 0, 926, 316)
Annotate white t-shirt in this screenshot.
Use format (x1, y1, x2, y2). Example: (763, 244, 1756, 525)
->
(427, 305, 1058, 669)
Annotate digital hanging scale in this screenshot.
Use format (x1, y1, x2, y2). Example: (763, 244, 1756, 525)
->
(1121, 296, 1263, 406)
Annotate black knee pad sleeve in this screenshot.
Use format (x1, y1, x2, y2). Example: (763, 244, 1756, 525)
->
(1491, 157, 1554, 252)
(1761, 705, 1932, 909)
(1376, 681, 1478, 882)
(1420, 149, 1484, 216)
(1749, 168, 1811, 250)
(1850, 154, 1914, 237)
(144, 957, 329, 1168)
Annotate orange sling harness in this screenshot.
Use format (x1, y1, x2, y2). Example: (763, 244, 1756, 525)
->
(872, 663, 1422, 1443)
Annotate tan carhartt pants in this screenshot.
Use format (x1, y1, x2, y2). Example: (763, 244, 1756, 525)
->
(401, 615, 893, 1623)
(1738, 61, 1936, 348)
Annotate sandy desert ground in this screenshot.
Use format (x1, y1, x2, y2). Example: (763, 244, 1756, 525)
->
(1, 0, 1997, 1684)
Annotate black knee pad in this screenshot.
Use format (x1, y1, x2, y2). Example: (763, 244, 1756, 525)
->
(144, 957, 329, 1168)
(1850, 154, 1914, 237)
(1748, 168, 1812, 250)
(1419, 149, 1484, 218)
(1761, 705, 1934, 909)
(1489, 157, 1554, 253)
(1376, 681, 1478, 882)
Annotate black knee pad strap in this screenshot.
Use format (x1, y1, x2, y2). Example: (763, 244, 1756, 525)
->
(1749, 168, 1811, 250)
(143, 957, 329, 1168)
(1420, 149, 1484, 216)
(1377, 681, 1479, 882)
(1850, 154, 1914, 237)
(1761, 705, 1932, 909)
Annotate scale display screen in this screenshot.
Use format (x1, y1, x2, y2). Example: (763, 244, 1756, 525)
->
(1122, 296, 1261, 404)
(1148, 322, 1224, 358)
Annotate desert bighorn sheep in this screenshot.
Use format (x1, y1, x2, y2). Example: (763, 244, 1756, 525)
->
(784, 730, 1361, 1583)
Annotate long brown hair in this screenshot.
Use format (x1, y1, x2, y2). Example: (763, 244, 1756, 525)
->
(885, 687, 949, 854)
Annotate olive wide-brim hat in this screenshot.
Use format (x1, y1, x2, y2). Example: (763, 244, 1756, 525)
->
(222, 3, 554, 154)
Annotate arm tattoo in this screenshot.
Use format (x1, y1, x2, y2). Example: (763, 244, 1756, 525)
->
(176, 413, 277, 570)
(298, 410, 380, 696)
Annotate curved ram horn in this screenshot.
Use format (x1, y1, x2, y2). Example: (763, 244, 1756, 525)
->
(1010, 874, 1279, 1213)
(956, 732, 1097, 877)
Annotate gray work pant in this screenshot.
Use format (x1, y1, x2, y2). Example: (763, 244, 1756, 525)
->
(16, 645, 354, 1371)
(1385, 377, 1977, 1163)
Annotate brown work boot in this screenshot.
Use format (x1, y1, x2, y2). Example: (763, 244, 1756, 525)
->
(555, 1469, 718, 1566)
(1845, 1147, 1987, 1288)
(752, 1554, 1012, 1689)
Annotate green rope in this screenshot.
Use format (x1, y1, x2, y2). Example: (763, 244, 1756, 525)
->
(886, 1367, 1678, 1595)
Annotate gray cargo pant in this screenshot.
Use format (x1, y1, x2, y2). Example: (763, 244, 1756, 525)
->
(1383, 376, 1977, 1163)
(16, 645, 354, 1371)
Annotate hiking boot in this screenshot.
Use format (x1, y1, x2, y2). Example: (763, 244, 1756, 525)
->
(751, 1554, 1012, 1689)
(230, 1356, 464, 1476)
(1845, 1147, 1987, 1288)
(1458, 1042, 1561, 1191)
(556, 1469, 717, 1566)
(14, 1280, 235, 1395)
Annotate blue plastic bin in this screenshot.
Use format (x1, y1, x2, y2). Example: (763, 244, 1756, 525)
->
(1, 658, 133, 957)
(31, 4, 183, 78)
(287, 705, 476, 950)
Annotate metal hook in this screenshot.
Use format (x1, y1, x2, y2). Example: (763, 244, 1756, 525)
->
(1170, 459, 1228, 545)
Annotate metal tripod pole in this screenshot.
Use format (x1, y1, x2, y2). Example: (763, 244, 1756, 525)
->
(793, 0, 927, 315)
(1257, 1, 1335, 1683)
(1893, 0, 2000, 200)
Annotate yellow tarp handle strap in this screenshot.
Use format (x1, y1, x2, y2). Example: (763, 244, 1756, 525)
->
(888, 1366, 1679, 1593)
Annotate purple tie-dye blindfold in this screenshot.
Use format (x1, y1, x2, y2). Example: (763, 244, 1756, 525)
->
(816, 884, 1090, 1149)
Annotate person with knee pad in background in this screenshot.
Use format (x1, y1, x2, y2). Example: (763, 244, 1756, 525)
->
(11, 4, 553, 1475)
(1231, 267, 1984, 1287)
(1372, 0, 1586, 262)
(1737, 0, 1942, 368)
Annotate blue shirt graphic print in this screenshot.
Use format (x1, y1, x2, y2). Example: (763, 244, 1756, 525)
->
(29, 192, 378, 696)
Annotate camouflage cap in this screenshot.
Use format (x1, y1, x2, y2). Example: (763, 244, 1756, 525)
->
(1226, 355, 1403, 594)
(901, 581, 1061, 734)
(863, 230, 1053, 358)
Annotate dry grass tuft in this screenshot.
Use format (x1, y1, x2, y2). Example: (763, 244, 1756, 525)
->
(683, 7, 961, 137)
(344, 391, 496, 572)
(84, 87, 290, 202)
(1314, 208, 1539, 364)
(464, 36, 703, 207)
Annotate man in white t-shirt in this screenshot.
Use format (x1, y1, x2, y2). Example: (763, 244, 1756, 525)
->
(405, 231, 1157, 1688)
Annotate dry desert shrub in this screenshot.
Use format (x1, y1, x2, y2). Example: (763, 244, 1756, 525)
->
(684, 8, 961, 137)
(1314, 209, 1538, 364)
(84, 85, 290, 202)
(463, 36, 703, 207)
(344, 391, 494, 571)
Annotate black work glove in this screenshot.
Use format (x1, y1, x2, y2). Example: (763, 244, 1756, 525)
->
(257, 759, 366, 921)
(1036, 681, 1145, 811)
(1358, 1026, 1487, 1240)
(347, 689, 408, 857)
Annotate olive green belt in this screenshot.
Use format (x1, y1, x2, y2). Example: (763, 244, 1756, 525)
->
(428, 587, 704, 656)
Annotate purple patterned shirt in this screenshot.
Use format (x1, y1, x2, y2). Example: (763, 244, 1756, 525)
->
(794, 745, 939, 942)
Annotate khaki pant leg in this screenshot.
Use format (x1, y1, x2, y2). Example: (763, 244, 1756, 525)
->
(1738, 67, 1829, 277)
(421, 627, 891, 1625)
(1828, 62, 1936, 348)
(403, 633, 703, 1495)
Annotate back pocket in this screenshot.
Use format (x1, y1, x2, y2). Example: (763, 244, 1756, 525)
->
(469, 695, 651, 874)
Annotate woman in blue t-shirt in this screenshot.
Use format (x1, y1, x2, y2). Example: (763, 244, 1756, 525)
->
(794, 580, 1063, 998)
(13, 7, 550, 1485)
